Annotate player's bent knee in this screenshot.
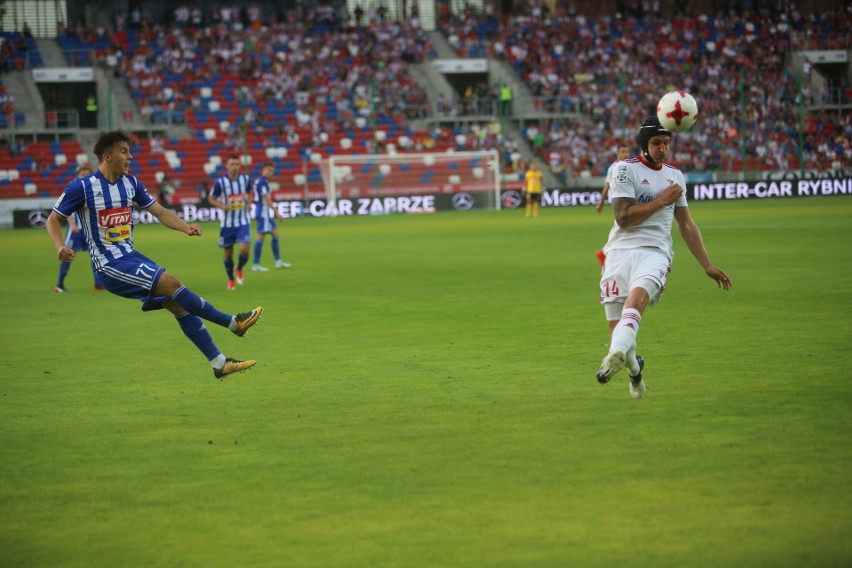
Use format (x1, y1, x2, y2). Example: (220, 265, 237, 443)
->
(156, 272, 183, 296)
(626, 280, 657, 308)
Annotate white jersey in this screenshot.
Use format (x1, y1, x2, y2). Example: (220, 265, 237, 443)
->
(603, 156, 687, 258)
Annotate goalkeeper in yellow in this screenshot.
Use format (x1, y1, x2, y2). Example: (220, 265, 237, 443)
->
(524, 161, 543, 218)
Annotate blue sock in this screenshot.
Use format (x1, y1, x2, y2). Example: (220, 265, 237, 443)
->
(176, 312, 221, 361)
(237, 253, 249, 271)
(225, 258, 235, 280)
(271, 237, 280, 261)
(57, 262, 71, 286)
(172, 286, 233, 328)
(253, 240, 263, 264)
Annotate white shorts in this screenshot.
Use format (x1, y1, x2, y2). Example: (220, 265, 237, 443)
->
(599, 248, 671, 307)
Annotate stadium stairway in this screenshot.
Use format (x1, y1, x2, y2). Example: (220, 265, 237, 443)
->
(35, 38, 67, 67)
(425, 30, 458, 60)
(413, 31, 557, 184)
(408, 61, 455, 110)
(2, 70, 42, 132)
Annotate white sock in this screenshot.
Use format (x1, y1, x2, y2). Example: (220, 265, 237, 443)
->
(610, 308, 641, 356)
(211, 354, 226, 369)
(228, 317, 237, 332)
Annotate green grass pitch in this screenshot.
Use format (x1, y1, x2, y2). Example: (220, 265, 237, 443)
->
(1, 196, 851, 567)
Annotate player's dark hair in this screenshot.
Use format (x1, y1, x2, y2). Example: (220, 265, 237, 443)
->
(93, 130, 132, 162)
(263, 161, 275, 169)
(227, 154, 241, 163)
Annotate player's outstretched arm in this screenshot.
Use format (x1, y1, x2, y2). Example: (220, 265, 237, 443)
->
(148, 201, 203, 236)
(674, 206, 731, 290)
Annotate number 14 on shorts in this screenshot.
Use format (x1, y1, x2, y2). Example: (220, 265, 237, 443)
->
(602, 280, 620, 298)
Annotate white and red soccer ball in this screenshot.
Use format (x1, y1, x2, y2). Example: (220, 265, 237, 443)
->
(656, 91, 698, 132)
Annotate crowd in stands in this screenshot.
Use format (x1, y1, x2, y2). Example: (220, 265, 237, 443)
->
(442, 2, 852, 179)
(1, 2, 849, 199)
(66, 5, 434, 135)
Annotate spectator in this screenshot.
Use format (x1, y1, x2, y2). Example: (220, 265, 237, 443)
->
(158, 174, 176, 206)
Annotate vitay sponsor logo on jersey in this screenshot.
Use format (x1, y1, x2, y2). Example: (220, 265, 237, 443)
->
(229, 193, 245, 210)
(99, 206, 133, 242)
(99, 206, 132, 226)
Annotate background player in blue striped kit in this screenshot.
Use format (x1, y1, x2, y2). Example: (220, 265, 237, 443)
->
(45, 130, 263, 379)
(209, 155, 253, 290)
(251, 161, 290, 271)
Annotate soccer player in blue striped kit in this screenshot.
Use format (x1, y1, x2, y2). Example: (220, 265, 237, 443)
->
(209, 154, 253, 290)
(251, 161, 290, 271)
(45, 130, 263, 379)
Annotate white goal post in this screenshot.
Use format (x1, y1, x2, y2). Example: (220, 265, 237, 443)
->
(319, 149, 502, 211)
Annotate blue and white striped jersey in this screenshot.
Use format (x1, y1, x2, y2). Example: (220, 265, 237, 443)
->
(52, 170, 156, 269)
(252, 175, 272, 221)
(211, 173, 252, 228)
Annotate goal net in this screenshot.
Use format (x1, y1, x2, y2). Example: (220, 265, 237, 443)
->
(320, 150, 502, 211)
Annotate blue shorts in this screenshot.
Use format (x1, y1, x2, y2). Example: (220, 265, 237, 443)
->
(96, 250, 170, 311)
(219, 224, 252, 248)
(64, 229, 87, 251)
(255, 216, 278, 235)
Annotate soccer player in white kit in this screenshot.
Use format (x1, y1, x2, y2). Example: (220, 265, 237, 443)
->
(596, 116, 732, 398)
